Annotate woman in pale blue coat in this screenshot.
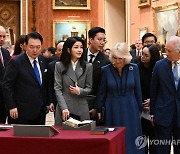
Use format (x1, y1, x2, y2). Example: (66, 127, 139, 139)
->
(97, 42, 144, 154)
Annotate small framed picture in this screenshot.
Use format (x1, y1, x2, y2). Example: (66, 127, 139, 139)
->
(138, 0, 151, 8)
(53, 20, 90, 46)
(52, 0, 90, 10)
(139, 27, 148, 39)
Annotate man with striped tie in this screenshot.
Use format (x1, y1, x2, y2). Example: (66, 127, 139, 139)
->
(3, 32, 48, 125)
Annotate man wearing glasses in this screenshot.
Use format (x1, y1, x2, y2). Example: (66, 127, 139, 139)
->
(83, 27, 110, 124)
(132, 33, 158, 64)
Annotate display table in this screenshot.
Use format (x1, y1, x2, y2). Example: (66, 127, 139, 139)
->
(0, 127, 125, 154)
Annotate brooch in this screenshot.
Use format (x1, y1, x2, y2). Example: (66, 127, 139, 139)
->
(129, 66, 133, 70)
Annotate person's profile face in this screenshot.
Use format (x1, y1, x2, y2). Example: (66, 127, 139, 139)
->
(89, 32, 107, 52)
(26, 38, 42, 59)
(141, 47, 151, 63)
(165, 41, 180, 61)
(0, 28, 6, 46)
(56, 42, 64, 58)
(143, 36, 156, 46)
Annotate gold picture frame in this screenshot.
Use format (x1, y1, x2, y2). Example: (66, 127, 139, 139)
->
(139, 27, 148, 39)
(53, 20, 90, 46)
(153, 2, 180, 44)
(52, 0, 90, 10)
(138, 0, 151, 8)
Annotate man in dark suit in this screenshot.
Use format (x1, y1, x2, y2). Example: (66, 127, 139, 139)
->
(3, 32, 48, 125)
(0, 26, 10, 123)
(48, 41, 64, 114)
(83, 27, 110, 122)
(150, 36, 180, 154)
(130, 39, 142, 62)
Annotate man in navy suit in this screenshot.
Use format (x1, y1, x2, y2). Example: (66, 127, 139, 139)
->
(83, 27, 110, 122)
(0, 25, 10, 123)
(48, 41, 64, 115)
(3, 32, 48, 125)
(150, 36, 180, 154)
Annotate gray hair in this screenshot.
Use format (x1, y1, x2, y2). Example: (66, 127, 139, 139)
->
(168, 36, 180, 53)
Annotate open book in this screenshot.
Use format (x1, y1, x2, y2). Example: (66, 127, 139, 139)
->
(65, 118, 93, 128)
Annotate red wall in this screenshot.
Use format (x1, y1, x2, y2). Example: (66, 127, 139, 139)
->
(28, 0, 99, 49)
(130, 0, 179, 44)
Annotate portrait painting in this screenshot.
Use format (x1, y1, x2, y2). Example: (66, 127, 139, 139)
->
(52, 0, 90, 10)
(138, 0, 151, 8)
(153, 3, 180, 44)
(53, 20, 90, 46)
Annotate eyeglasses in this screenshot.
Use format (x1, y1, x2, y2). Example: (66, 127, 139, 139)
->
(97, 38, 108, 44)
(144, 40, 155, 44)
(141, 54, 150, 58)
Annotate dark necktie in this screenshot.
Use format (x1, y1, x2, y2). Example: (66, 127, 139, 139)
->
(33, 60, 41, 85)
(172, 62, 179, 89)
(89, 54, 95, 63)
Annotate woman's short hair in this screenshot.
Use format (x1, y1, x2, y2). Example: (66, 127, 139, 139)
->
(110, 42, 132, 64)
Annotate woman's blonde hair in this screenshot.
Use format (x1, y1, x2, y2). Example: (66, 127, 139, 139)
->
(109, 42, 132, 64)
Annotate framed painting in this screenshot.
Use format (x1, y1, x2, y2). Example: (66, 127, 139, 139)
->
(153, 2, 180, 44)
(138, 0, 151, 8)
(139, 27, 148, 39)
(53, 20, 90, 46)
(52, 0, 90, 10)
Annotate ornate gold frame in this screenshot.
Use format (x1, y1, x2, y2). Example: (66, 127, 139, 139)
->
(52, 0, 90, 10)
(152, 2, 180, 44)
(138, 0, 151, 8)
(53, 20, 90, 46)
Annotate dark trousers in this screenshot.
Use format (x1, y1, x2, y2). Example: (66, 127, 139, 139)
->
(154, 124, 180, 154)
(141, 118, 157, 154)
(0, 102, 7, 124)
(9, 107, 46, 125)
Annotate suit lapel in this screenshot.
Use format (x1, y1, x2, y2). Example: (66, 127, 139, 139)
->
(75, 61, 83, 80)
(165, 59, 176, 89)
(38, 57, 45, 85)
(66, 63, 77, 83)
(93, 52, 102, 68)
(22, 53, 40, 85)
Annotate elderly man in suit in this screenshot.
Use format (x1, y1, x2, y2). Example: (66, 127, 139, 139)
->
(150, 36, 180, 154)
(3, 32, 48, 125)
(0, 25, 10, 123)
(83, 27, 110, 123)
(130, 39, 143, 59)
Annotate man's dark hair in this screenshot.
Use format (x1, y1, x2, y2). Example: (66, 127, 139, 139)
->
(24, 32, 43, 44)
(142, 33, 157, 43)
(88, 27, 105, 39)
(47, 47, 56, 54)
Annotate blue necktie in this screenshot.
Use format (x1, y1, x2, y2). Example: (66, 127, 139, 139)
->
(33, 60, 41, 85)
(173, 62, 179, 89)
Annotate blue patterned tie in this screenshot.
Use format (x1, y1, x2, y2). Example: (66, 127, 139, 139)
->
(173, 62, 179, 89)
(33, 60, 41, 85)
